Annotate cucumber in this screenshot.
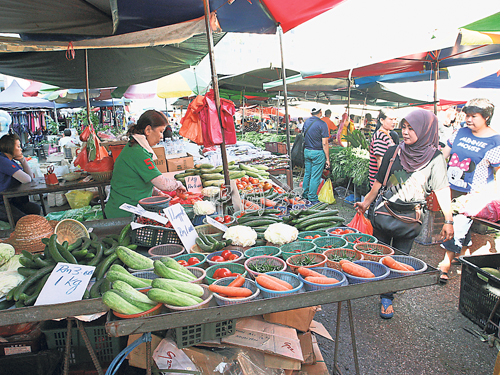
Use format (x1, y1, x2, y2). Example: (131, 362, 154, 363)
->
(23, 274, 51, 306)
(195, 163, 214, 169)
(239, 164, 259, 173)
(196, 237, 215, 252)
(67, 238, 83, 251)
(254, 239, 267, 246)
(17, 267, 38, 277)
(161, 256, 199, 277)
(116, 246, 154, 270)
(152, 278, 204, 297)
(105, 270, 152, 289)
(87, 243, 104, 267)
(239, 219, 280, 227)
(56, 241, 78, 264)
(154, 261, 196, 281)
(244, 209, 281, 216)
(48, 234, 67, 263)
(174, 172, 195, 179)
(111, 280, 157, 306)
(14, 264, 55, 301)
(147, 288, 199, 307)
(90, 278, 106, 299)
(95, 252, 120, 280)
(229, 171, 246, 179)
(304, 223, 337, 231)
(245, 171, 261, 178)
(252, 227, 269, 233)
(147, 282, 203, 303)
(202, 173, 225, 181)
(297, 216, 345, 230)
(295, 211, 345, 225)
(203, 180, 225, 187)
(19, 256, 37, 269)
(102, 291, 144, 315)
(254, 165, 268, 170)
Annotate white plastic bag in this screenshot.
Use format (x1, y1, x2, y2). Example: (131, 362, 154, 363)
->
(153, 338, 197, 374)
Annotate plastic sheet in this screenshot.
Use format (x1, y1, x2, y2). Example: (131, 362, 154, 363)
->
(65, 190, 94, 209)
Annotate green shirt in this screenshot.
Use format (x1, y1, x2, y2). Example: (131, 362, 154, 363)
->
(105, 143, 162, 218)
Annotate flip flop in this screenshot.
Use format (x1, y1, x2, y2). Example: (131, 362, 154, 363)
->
(451, 259, 461, 266)
(439, 271, 449, 284)
(380, 298, 394, 319)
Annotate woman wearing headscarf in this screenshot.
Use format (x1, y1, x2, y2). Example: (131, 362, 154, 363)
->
(355, 108, 454, 319)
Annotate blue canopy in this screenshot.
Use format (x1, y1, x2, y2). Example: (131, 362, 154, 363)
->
(462, 72, 500, 88)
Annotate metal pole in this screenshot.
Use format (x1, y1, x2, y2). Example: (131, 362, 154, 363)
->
(202, 0, 230, 187)
(278, 25, 293, 189)
(84, 49, 91, 126)
(433, 59, 439, 115)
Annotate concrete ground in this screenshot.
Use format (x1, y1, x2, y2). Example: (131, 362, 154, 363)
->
(316, 201, 500, 375)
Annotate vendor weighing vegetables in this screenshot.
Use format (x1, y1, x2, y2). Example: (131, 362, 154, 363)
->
(105, 110, 186, 218)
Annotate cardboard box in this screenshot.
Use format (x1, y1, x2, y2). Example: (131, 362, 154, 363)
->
(126, 333, 163, 369)
(166, 153, 194, 172)
(152, 146, 168, 173)
(263, 306, 320, 332)
(298, 331, 315, 365)
(297, 335, 329, 375)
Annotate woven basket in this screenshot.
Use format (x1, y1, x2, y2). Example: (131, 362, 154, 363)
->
(323, 248, 364, 270)
(195, 224, 224, 241)
(244, 246, 281, 258)
(312, 236, 348, 252)
(280, 241, 316, 260)
(164, 284, 213, 311)
(286, 253, 328, 273)
(354, 243, 395, 262)
(90, 170, 112, 182)
(207, 250, 244, 267)
(212, 277, 260, 306)
(54, 219, 89, 245)
(326, 226, 359, 237)
(255, 271, 303, 299)
(174, 253, 207, 268)
(341, 233, 378, 249)
(138, 196, 171, 212)
(205, 263, 247, 284)
(297, 267, 348, 291)
(379, 255, 428, 278)
(244, 255, 287, 277)
(297, 231, 328, 242)
(342, 260, 390, 284)
(112, 303, 163, 319)
(148, 244, 185, 258)
(7, 215, 54, 254)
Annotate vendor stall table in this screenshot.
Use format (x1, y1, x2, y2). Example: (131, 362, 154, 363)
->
(0, 177, 110, 229)
(472, 217, 500, 231)
(268, 167, 293, 189)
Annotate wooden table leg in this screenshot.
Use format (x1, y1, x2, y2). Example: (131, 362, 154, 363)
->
(3, 195, 14, 229)
(39, 193, 47, 216)
(286, 168, 293, 189)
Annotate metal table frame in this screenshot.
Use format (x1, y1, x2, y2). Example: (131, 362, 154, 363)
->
(0, 177, 110, 229)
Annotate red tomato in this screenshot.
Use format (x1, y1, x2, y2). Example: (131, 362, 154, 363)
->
(304, 235, 313, 239)
(213, 267, 231, 279)
(223, 215, 232, 223)
(215, 217, 224, 223)
(187, 257, 200, 266)
(227, 253, 239, 261)
(293, 249, 302, 253)
(313, 234, 322, 239)
(241, 177, 249, 183)
(221, 250, 232, 260)
(177, 260, 189, 267)
(211, 255, 225, 262)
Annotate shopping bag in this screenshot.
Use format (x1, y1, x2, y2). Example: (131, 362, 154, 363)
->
(318, 179, 336, 204)
(348, 212, 373, 235)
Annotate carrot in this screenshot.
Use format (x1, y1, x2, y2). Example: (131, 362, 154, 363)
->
(228, 274, 245, 287)
(260, 198, 277, 207)
(256, 275, 290, 291)
(242, 199, 261, 210)
(209, 284, 253, 297)
(305, 276, 339, 284)
(339, 260, 375, 278)
(258, 274, 293, 290)
(297, 267, 327, 278)
(382, 256, 414, 271)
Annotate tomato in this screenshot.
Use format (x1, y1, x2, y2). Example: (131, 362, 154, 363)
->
(263, 182, 272, 191)
(241, 177, 249, 183)
(221, 250, 232, 260)
(223, 215, 232, 223)
(210, 255, 225, 262)
(187, 257, 200, 266)
(249, 177, 258, 184)
(213, 268, 231, 279)
(227, 253, 239, 261)
(313, 234, 322, 239)
(177, 260, 189, 267)
(293, 249, 302, 253)
(304, 235, 313, 239)
(215, 217, 224, 223)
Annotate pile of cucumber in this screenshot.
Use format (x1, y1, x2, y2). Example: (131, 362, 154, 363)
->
(174, 162, 270, 187)
(284, 205, 345, 232)
(236, 209, 283, 246)
(195, 233, 232, 253)
(6, 224, 134, 307)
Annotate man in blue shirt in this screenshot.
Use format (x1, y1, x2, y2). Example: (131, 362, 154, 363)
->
(302, 108, 330, 203)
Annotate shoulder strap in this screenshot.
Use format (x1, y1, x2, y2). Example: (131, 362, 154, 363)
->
(382, 146, 400, 187)
(304, 118, 320, 137)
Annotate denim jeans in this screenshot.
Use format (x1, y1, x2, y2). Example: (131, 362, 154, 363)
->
(302, 149, 326, 202)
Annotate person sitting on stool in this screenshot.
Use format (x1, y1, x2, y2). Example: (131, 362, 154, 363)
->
(0, 134, 41, 225)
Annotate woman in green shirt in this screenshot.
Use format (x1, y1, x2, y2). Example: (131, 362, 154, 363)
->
(105, 110, 186, 218)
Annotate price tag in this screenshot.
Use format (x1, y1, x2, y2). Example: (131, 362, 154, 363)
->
(206, 216, 228, 232)
(35, 263, 96, 306)
(119, 203, 169, 225)
(163, 204, 197, 251)
(185, 175, 202, 193)
(230, 180, 243, 212)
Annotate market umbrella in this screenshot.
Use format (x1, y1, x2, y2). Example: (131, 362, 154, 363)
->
(462, 71, 500, 88)
(459, 12, 500, 45)
(157, 69, 209, 99)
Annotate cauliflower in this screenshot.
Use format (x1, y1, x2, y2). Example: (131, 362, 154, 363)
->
(0, 243, 15, 267)
(193, 201, 216, 216)
(264, 223, 298, 246)
(0, 254, 23, 272)
(0, 271, 24, 299)
(223, 225, 257, 247)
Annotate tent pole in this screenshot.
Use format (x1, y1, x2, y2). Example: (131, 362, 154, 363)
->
(433, 60, 439, 115)
(278, 25, 293, 189)
(202, 0, 230, 188)
(84, 49, 91, 127)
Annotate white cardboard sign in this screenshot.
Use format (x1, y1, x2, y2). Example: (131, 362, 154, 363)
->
(206, 216, 228, 232)
(163, 204, 197, 251)
(230, 180, 243, 212)
(185, 175, 203, 193)
(119, 203, 169, 225)
(35, 263, 95, 306)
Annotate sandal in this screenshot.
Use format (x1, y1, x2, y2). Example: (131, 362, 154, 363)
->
(439, 271, 449, 284)
(451, 259, 461, 266)
(380, 298, 394, 319)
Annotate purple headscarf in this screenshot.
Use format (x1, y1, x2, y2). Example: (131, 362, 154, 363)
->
(399, 108, 439, 172)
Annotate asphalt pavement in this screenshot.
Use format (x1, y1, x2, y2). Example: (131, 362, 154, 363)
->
(315, 201, 500, 375)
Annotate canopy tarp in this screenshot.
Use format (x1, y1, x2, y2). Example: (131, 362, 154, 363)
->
(462, 71, 500, 88)
(218, 67, 300, 92)
(460, 12, 500, 45)
(0, 80, 55, 110)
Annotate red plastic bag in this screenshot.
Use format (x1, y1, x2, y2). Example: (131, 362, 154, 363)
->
(475, 200, 500, 222)
(85, 156, 114, 173)
(80, 124, 94, 142)
(348, 212, 373, 235)
(73, 147, 88, 169)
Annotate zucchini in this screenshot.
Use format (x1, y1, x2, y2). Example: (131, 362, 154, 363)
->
(67, 238, 83, 251)
(239, 219, 280, 227)
(111, 280, 157, 306)
(297, 216, 345, 230)
(239, 164, 259, 173)
(102, 290, 144, 315)
(148, 282, 203, 303)
(295, 211, 344, 225)
(202, 173, 225, 181)
(87, 243, 104, 266)
(152, 278, 204, 297)
(203, 180, 224, 187)
(196, 236, 215, 252)
(147, 288, 199, 307)
(229, 171, 246, 179)
(153, 261, 196, 282)
(161, 256, 198, 277)
(95, 252, 119, 280)
(105, 270, 152, 289)
(195, 163, 214, 169)
(14, 264, 55, 301)
(116, 246, 154, 270)
(90, 278, 106, 299)
(254, 165, 268, 170)
(17, 267, 38, 277)
(245, 171, 261, 178)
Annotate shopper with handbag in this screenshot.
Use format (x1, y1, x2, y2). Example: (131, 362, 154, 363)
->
(354, 108, 454, 319)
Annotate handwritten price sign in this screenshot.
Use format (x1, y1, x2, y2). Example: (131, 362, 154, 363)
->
(163, 204, 197, 251)
(34, 263, 96, 306)
(185, 176, 202, 193)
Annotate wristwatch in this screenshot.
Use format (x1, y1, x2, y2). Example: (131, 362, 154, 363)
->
(444, 220, 454, 225)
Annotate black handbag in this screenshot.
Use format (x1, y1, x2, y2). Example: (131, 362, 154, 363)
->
(370, 147, 424, 239)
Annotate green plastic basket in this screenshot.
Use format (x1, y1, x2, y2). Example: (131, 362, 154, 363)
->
(244, 246, 281, 258)
(174, 319, 236, 349)
(174, 253, 207, 268)
(297, 231, 328, 242)
(205, 262, 247, 284)
(341, 233, 378, 249)
(312, 236, 348, 252)
(195, 224, 224, 241)
(280, 241, 316, 260)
